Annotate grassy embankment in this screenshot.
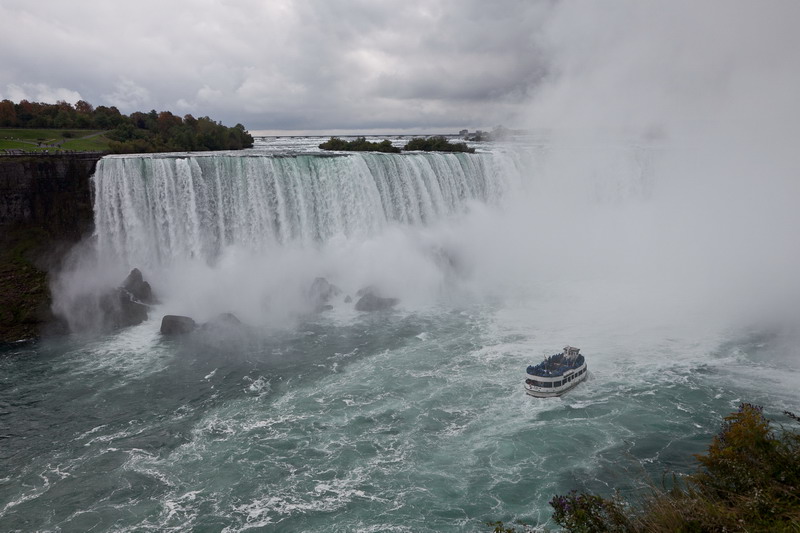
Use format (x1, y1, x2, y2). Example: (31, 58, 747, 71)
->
(0, 128, 112, 153)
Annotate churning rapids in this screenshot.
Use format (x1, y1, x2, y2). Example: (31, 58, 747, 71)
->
(1, 136, 798, 531)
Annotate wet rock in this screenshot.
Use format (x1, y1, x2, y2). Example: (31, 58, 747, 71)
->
(354, 287, 399, 312)
(200, 312, 246, 333)
(195, 313, 255, 350)
(356, 285, 376, 298)
(95, 268, 158, 329)
(160, 315, 196, 335)
(98, 287, 148, 328)
(117, 290, 149, 326)
(121, 268, 156, 304)
(307, 277, 341, 311)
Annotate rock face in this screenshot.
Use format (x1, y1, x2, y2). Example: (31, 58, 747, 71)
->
(160, 315, 196, 335)
(307, 277, 341, 311)
(196, 313, 252, 348)
(96, 268, 156, 330)
(355, 285, 376, 298)
(0, 154, 101, 341)
(0, 154, 99, 238)
(121, 268, 155, 304)
(101, 290, 149, 328)
(200, 312, 245, 333)
(354, 286, 399, 312)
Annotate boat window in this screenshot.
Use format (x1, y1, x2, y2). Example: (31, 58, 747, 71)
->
(541, 381, 552, 388)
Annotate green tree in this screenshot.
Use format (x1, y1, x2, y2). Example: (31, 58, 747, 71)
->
(541, 405, 800, 532)
(319, 136, 400, 153)
(75, 100, 94, 115)
(403, 136, 475, 153)
(0, 99, 17, 126)
(1, 98, 253, 153)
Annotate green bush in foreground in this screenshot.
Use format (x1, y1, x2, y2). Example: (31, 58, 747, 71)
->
(492, 404, 800, 532)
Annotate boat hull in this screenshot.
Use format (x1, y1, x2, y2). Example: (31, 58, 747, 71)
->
(525, 364, 588, 397)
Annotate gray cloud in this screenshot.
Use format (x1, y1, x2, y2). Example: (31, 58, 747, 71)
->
(0, 0, 551, 132)
(6, 1, 794, 135)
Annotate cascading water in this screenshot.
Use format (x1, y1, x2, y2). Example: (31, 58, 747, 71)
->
(93, 151, 520, 269)
(2, 138, 798, 532)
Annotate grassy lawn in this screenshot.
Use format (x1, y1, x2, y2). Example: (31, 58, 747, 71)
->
(0, 128, 112, 152)
(60, 135, 113, 152)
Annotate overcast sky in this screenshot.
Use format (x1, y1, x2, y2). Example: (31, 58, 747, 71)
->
(0, 0, 553, 133)
(2, 1, 799, 135)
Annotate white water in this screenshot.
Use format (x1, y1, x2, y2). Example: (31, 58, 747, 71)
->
(4, 136, 799, 532)
(93, 150, 521, 269)
(7, 2, 800, 528)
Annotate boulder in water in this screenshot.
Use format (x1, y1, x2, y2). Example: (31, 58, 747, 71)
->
(354, 287, 399, 312)
(195, 313, 254, 349)
(94, 267, 157, 330)
(160, 315, 196, 335)
(100, 288, 149, 328)
(307, 277, 341, 311)
(121, 268, 156, 304)
(200, 312, 246, 333)
(355, 285, 376, 298)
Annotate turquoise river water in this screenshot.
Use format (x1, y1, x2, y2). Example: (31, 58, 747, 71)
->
(1, 136, 798, 531)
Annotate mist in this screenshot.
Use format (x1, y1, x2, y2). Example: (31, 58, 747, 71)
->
(448, 1, 800, 333)
(49, 2, 800, 351)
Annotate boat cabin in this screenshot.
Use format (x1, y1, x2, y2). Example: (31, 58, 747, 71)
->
(564, 345, 580, 360)
(525, 345, 587, 397)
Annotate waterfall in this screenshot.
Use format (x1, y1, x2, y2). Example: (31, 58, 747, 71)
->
(92, 151, 522, 268)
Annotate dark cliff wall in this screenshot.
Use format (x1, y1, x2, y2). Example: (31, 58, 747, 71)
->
(0, 153, 100, 239)
(0, 153, 102, 343)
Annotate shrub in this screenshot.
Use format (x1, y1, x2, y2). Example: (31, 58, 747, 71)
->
(403, 136, 475, 153)
(550, 490, 631, 532)
(318, 136, 401, 153)
(690, 404, 800, 528)
(531, 404, 800, 532)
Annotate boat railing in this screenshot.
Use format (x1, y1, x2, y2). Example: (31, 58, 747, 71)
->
(526, 354, 585, 377)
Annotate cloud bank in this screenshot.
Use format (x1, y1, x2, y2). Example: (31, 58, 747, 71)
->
(0, 0, 550, 132)
(2, 0, 798, 137)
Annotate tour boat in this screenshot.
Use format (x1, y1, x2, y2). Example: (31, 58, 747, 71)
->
(525, 346, 587, 397)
